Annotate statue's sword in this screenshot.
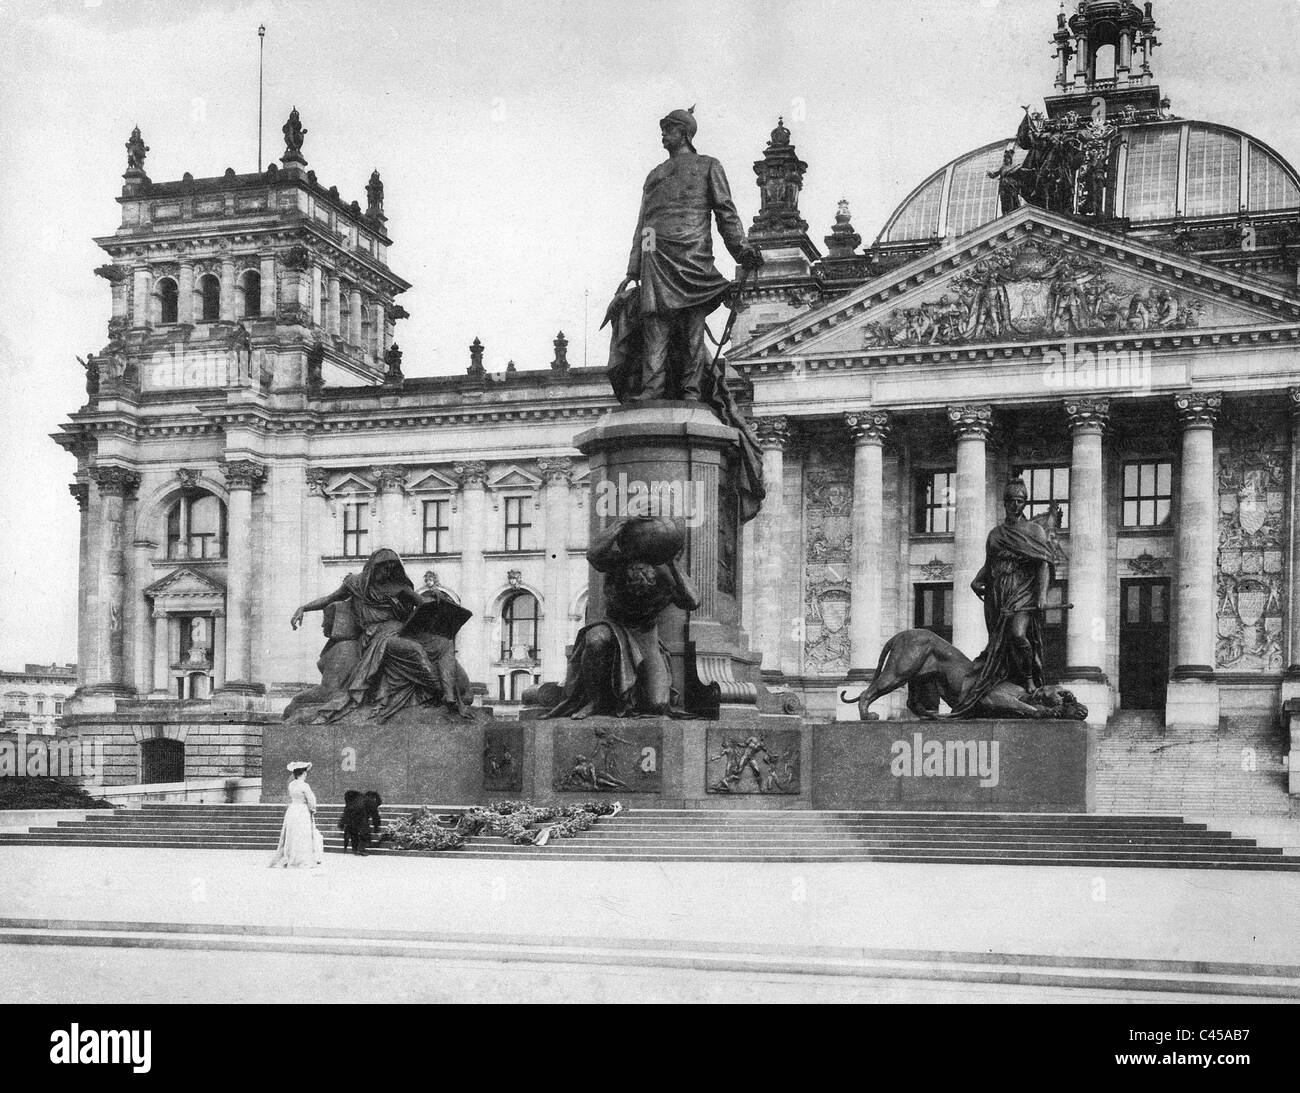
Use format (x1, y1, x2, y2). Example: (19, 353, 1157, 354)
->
(708, 263, 755, 376)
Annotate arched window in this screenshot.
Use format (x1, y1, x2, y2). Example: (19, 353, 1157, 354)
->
(141, 738, 185, 784)
(360, 303, 372, 352)
(501, 592, 538, 661)
(239, 270, 262, 318)
(155, 278, 179, 324)
(198, 274, 221, 321)
(165, 490, 227, 559)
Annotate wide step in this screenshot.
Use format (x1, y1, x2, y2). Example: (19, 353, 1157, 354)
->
(1, 804, 1295, 870)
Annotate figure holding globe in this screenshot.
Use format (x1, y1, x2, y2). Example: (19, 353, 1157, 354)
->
(547, 515, 699, 719)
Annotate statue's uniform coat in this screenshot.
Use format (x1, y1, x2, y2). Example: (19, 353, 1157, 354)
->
(626, 151, 748, 317)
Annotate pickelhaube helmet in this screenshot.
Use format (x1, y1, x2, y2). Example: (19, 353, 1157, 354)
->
(659, 105, 697, 150)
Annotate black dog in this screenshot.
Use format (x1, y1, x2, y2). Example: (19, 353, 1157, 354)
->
(338, 790, 370, 854)
(338, 789, 384, 854)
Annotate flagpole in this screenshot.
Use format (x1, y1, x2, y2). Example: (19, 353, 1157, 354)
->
(257, 24, 266, 171)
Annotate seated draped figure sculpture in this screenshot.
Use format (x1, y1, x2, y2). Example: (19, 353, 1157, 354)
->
(286, 547, 473, 723)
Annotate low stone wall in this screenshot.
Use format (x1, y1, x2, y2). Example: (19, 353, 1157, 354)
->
(88, 777, 262, 804)
(262, 715, 1088, 811)
(63, 704, 277, 786)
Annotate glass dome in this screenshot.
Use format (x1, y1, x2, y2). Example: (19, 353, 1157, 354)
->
(876, 121, 1300, 245)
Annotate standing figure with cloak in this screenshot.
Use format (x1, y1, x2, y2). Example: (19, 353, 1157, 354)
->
(950, 478, 1064, 717)
(290, 547, 472, 721)
(603, 107, 766, 522)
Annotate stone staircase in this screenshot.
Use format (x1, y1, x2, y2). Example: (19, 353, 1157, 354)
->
(1095, 711, 1297, 816)
(1, 803, 1296, 870)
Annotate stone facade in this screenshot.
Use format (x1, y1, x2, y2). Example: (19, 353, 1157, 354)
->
(56, 6, 1300, 794)
(1, 664, 77, 735)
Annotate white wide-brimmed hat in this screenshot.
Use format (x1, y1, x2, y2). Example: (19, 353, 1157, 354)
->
(286, 761, 313, 773)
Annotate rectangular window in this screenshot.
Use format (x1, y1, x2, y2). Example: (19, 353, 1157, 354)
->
(1122, 461, 1173, 528)
(343, 502, 369, 557)
(1123, 126, 1179, 220)
(913, 582, 954, 644)
(1014, 465, 1070, 530)
(422, 499, 450, 554)
(914, 471, 956, 534)
(54, 700, 63, 715)
(504, 496, 532, 552)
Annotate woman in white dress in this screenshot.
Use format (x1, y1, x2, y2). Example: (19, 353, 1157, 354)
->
(269, 761, 324, 868)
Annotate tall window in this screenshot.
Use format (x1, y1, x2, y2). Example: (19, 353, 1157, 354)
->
(240, 270, 262, 318)
(54, 699, 64, 715)
(156, 278, 179, 324)
(914, 583, 954, 644)
(198, 274, 221, 321)
(422, 499, 450, 554)
(504, 496, 532, 551)
(501, 592, 538, 660)
(1014, 465, 1070, 530)
(914, 470, 956, 534)
(342, 502, 369, 557)
(35, 698, 45, 715)
(1122, 461, 1172, 528)
(166, 492, 227, 559)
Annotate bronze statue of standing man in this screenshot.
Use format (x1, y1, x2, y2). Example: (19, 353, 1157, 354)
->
(611, 107, 763, 402)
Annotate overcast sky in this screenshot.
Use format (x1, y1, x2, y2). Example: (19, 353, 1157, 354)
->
(1, 0, 1298, 667)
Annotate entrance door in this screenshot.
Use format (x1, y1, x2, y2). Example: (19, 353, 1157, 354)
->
(1119, 578, 1170, 710)
(914, 583, 953, 643)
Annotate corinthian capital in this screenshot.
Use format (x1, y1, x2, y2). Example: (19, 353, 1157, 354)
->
(754, 416, 791, 451)
(89, 464, 141, 498)
(844, 409, 890, 444)
(453, 460, 488, 488)
(371, 464, 408, 493)
(537, 456, 574, 484)
(69, 482, 89, 511)
(1174, 390, 1222, 430)
(1063, 396, 1111, 433)
(219, 459, 268, 491)
(947, 403, 993, 440)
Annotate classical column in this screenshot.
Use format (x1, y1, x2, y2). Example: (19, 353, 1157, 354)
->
(131, 267, 151, 327)
(219, 257, 236, 321)
(310, 263, 324, 327)
(349, 287, 363, 347)
(845, 410, 891, 680)
(258, 254, 276, 317)
(948, 404, 993, 659)
(1060, 397, 1112, 725)
(69, 483, 92, 687)
(152, 608, 170, 695)
(538, 457, 573, 682)
(178, 259, 194, 324)
(455, 460, 489, 687)
(327, 272, 341, 336)
(87, 465, 140, 692)
(1063, 396, 1109, 680)
(371, 465, 408, 548)
(753, 417, 790, 680)
(1167, 391, 1221, 726)
(372, 302, 386, 362)
(219, 459, 267, 691)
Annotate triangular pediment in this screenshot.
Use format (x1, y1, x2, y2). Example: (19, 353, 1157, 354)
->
(488, 465, 542, 490)
(325, 472, 375, 497)
(144, 567, 227, 600)
(733, 206, 1300, 361)
(406, 468, 458, 493)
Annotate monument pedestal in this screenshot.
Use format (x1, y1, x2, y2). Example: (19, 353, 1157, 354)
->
(576, 403, 763, 716)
